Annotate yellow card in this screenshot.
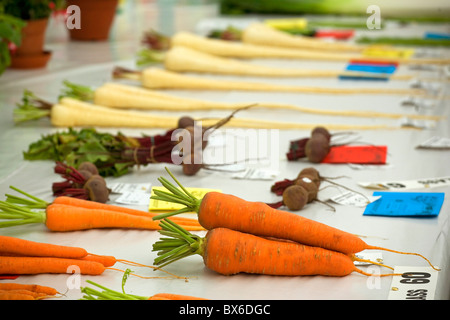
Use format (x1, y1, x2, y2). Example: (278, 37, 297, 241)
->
(363, 47, 415, 59)
(149, 187, 221, 211)
(264, 18, 308, 30)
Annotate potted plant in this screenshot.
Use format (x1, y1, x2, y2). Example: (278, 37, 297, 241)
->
(66, 0, 119, 41)
(2, 0, 53, 69)
(0, 13, 26, 75)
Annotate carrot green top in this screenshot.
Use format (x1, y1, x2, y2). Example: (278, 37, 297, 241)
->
(152, 219, 205, 269)
(151, 168, 203, 220)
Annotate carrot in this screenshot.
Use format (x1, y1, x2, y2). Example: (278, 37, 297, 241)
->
(0, 256, 106, 275)
(131, 68, 427, 97)
(150, 293, 208, 300)
(2, 186, 203, 230)
(0, 289, 47, 299)
(52, 196, 200, 227)
(80, 277, 207, 300)
(151, 167, 440, 271)
(0, 283, 58, 296)
(0, 290, 36, 300)
(0, 235, 88, 259)
(153, 219, 400, 277)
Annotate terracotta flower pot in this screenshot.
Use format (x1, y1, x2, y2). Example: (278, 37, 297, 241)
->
(15, 18, 49, 56)
(10, 18, 51, 69)
(10, 51, 52, 69)
(67, 0, 119, 41)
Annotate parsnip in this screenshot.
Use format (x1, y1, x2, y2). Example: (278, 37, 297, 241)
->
(127, 68, 426, 97)
(97, 81, 441, 121)
(170, 30, 450, 65)
(241, 23, 365, 52)
(159, 46, 404, 80)
(51, 97, 179, 128)
(50, 97, 395, 131)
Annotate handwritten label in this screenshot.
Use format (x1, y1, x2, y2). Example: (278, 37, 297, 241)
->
(149, 187, 221, 211)
(363, 47, 415, 59)
(321, 145, 387, 164)
(329, 191, 380, 207)
(359, 176, 450, 190)
(416, 136, 450, 150)
(363, 191, 444, 217)
(388, 267, 439, 300)
(232, 168, 279, 180)
(115, 192, 151, 206)
(109, 182, 151, 194)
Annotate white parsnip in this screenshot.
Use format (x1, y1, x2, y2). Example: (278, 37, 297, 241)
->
(133, 68, 426, 97)
(241, 23, 365, 52)
(51, 97, 179, 128)
(170, 30, 450, 65)
(97, 82, 441, 121)
(161, 46, 403, 80)
(50, 97, 396, 130)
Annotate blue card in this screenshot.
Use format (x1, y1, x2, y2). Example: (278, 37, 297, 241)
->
(363, 192, 445, 217)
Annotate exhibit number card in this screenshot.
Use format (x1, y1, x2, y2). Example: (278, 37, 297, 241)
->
(321, 145, 387, 164)
(363, 192, 444, 217)
(149, 187, 221, 211)
(388, 266, 439, 300)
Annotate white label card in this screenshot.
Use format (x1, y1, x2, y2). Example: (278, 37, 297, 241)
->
(114, 192, 150, 206)
(328, 191, 380, 207)
(359, 176, 450, 190)
(109, 182, 151, 194)
(388, 266, 439, 300)
(416, 136, 450, 150)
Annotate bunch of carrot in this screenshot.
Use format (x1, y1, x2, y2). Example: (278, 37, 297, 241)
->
(0, 235, 187, 282)
(1, 186, 203, 232)
(0, 283, 59, 300)
(150, 168, 440, 277)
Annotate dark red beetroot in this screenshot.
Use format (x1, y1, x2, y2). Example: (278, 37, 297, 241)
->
(295, 175, 319, 203)
(305, 134, 330, 163)
(282, 185, 309, 211)
(83, 175, 110, 203)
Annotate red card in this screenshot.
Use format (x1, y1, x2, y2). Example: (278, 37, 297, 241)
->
(321, 145, 387, 164)
(349, 59, 399, 67)
(315, 30, 354, 40)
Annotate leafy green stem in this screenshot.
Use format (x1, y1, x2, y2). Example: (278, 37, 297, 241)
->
(59, 80, 95, 101)
(136, 48, 166, 67)
(13, 90, 53, 123)
(0, 201, 46, 228)
(152, 219, 204, 269)
(5, 185, 49, 209)
(151, 167, 202, 220)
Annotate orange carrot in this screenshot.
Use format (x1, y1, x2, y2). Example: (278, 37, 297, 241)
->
(0, 283, 58, 296)
(0, 289, 47, 299)
(0, 290, 36, 300)
(150, 293, 208, 300)
(151, 168, 440, 271)
(53, 196, 201, 227)
(2, 186, 202, 229)
(0, 256, 106, 275)
(80, 279, 207, 300)
(153, 220, 400, 277)
(0, 235, 88, 259)
(0, 201, 204, 232)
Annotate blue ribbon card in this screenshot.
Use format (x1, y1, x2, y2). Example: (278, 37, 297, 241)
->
(363, 192, 445, 217)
